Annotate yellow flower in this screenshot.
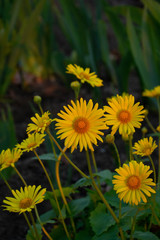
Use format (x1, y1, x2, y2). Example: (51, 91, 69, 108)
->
(27, 111, 53, 134)
(112, 161, 156, 205)
(0, 148, 22, 171)
(142, 86, 160, 98)
(54, 98, 108, 152)
(133, 137, 157, 156)
(17, 133, 46, 152)
(104, 94, 145, 136)
(3, 185, 46, 214)
(157, 125, 160, 133)
(66, 64, 103, 87)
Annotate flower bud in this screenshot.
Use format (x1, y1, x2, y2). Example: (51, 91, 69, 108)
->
(144, 109, 149, 117)
(105, 134, 115, 144)
(141, 127, 148, 134)
(33, 95, 42, 105)
(70, 81, 81, 91)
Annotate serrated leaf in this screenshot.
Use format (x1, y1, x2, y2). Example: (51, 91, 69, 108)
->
(69, 196, 90, 216)
(92, 224, 119, 240)
(89, 203, 115, 235)
(133, 231, 160, 240)
(73, 177, 92, 189)
(104, 190, 120, 208)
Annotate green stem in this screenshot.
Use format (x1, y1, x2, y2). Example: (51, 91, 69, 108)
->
(34, 206, 53, 240)
(12, 164, 27, 187)
(85, 150, 125, 240)
(130, 209, 139, 240)
(129, 135, 133, 161)
(55, 148, 76, 234)
(158, 138, 160, 188)
(113, 142, 121, 167)
(33, 150, 71, 240)
(148, 155, 156, 184)
(145, 116, 157, 133)
(157, 97, 160, 125)
(90, 150, 101, 189)
(150, 205, 160, 226)
(29, 211, 40, 240)
(0, 172, 12, 192)
(23, 212, 35, 238)
(46, 129, 89, 179)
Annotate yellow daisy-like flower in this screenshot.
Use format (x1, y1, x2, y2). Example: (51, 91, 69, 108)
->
(66, 64, 103, 87)
(112, 161, 156, 205)
(0, 148, 22, 171)
(133, 137, 157, 157)
(54, 98, 108, 152)
(3, 185, 46, 214)
(142, 86, 160, 98)
(17, 133, 46, 152)
(26, 111, 53, 134)
(104, 94, 145, 136)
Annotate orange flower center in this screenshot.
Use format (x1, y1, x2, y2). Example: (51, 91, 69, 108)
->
(142, 147, 151, 156)
(73, 117, 90, 133)
(27, 142, 37, 149)
(80, 72, 90, 80)
(127, 175, 141, 190)
(117, 110, 131, 123)
(19, 198, 32, 209)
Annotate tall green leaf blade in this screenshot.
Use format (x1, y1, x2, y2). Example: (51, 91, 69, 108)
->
(126, 11, 153, 89)
(142, 0, 160, 25)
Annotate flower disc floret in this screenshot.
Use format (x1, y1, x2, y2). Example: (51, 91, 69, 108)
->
(112, 161, 156, 205)
(104, 94, 145, 136)
(27, 111, 53, 134)
(66, 64, 103, 87)
(133, 137, 157, 156)
(3, 185, 46, 214)
(54, 98, 108, 152)
(17, 133, 46, 152)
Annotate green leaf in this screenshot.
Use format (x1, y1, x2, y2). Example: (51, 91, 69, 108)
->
(38, 209, 57, 224)
(32, 153, 58, 161)
(50, 225, 68, 240)
(142, 0, 160, 25)
(69, 196, 90, 216)
(94, 169, 113, 181)
(46, 187, 76, 199)
(92, 225, 119, 240)
(133, 231, 160, 240)
(89, 203, 115, 235)
(26, 224, 42, 240)
(75, 229, 92, 240)
(126, 11, 153, 89)
(104, 190, 120, 208)
(73, 177, 92, 189)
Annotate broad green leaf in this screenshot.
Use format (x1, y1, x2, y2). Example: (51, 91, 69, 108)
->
(69, 196, 90, 216)
(133, 231, 160, 240)
(75, 230, 92, 240)
(104, 190, 120, 208)
(73, 177, 92, 189)
(26, 223, 42, 240)
(94, 169, 113, 181)
(46, 187, 76, 199)
(89, 203, 115, 235)
(38, 209, 57, 225)
(50, 225, 68, 240)
(92, 224, 119, 240)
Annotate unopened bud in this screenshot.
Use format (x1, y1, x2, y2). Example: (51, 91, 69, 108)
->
(70, 81, 81, 91)
(122, 133, 129, 141)
(33, 95, 42, 105)
(141, 127, 148, 134)
(157, 125, 160, 133)
(105, 134, 115, 144)
(144, 109, 149, 117)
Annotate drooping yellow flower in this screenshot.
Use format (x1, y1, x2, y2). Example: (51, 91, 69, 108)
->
(104, 94, 145, 136)
(133, 137, 157, 157)
(3, 185, 46, 214)
(17, 133, 46, 152)
(142, 86, 160, 98)
(54, 98, 108, 152)
(26, 111, 53, 134)
(112, 161, 156, 205)
(0, 148, 22, 171)
(66, 64, 103, 87)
